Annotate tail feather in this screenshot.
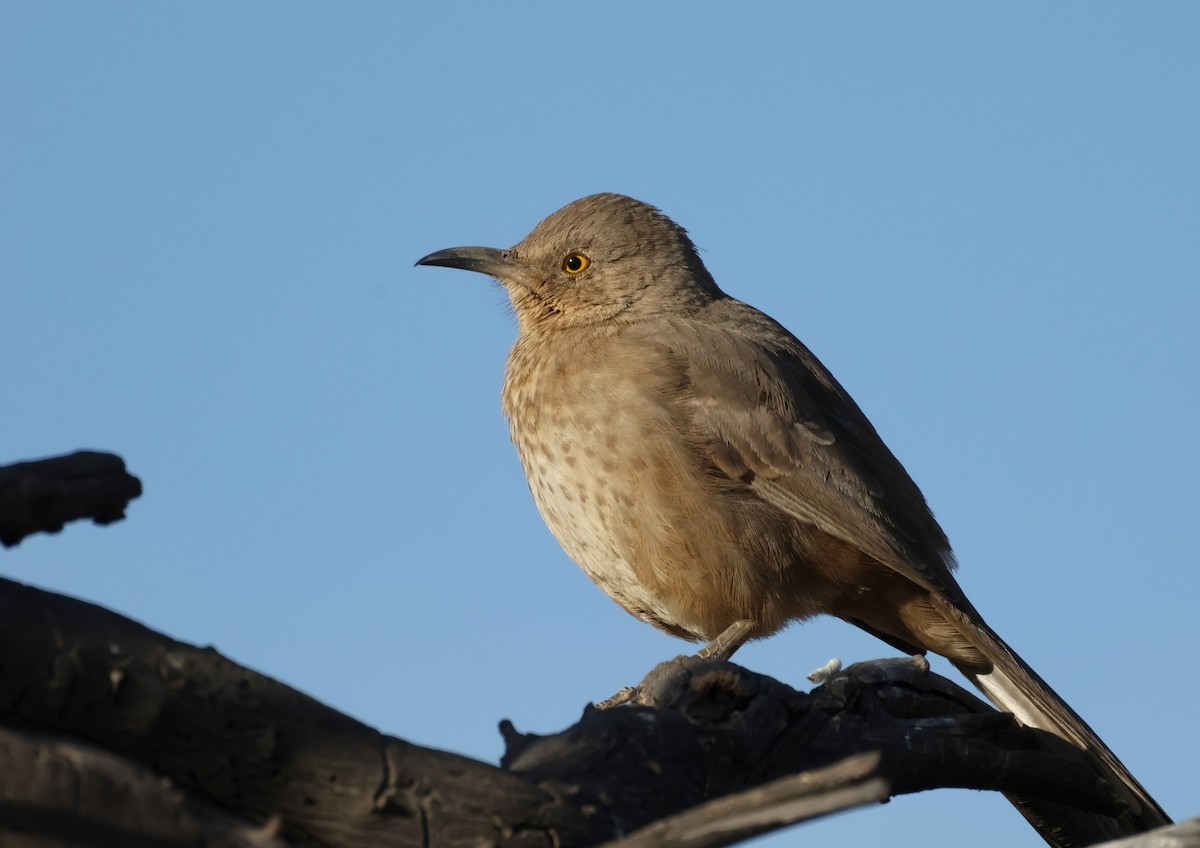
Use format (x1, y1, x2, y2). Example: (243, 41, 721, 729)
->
(953, 612, 1171, 840)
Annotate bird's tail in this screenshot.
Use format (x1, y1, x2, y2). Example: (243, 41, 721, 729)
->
(952, 610, 1171, 842)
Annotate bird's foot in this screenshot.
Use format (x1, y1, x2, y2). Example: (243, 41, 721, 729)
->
(596, 619, 757, 709)
(595, 685, 637, 710)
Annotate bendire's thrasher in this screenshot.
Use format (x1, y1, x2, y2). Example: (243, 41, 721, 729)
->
(417, 193, 1168, 839)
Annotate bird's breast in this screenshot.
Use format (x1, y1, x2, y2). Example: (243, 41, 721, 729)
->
(502, 332, 688, 632)
(500, 329, 804, 641)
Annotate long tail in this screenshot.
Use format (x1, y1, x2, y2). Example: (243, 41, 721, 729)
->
(950, 606, 1171, 844)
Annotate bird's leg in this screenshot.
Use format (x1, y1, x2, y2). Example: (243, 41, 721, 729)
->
(696, 619, 755, 661)
(595, 621, 757, 710)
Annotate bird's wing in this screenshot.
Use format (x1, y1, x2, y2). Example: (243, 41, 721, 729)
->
(647, 301, 963, 604)
(639, 305, 1173, 840)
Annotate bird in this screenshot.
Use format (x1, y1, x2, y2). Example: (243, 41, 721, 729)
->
(416, 192, 1169, 841)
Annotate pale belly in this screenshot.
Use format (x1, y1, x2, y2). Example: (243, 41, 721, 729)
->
(515, 405, 704, 638)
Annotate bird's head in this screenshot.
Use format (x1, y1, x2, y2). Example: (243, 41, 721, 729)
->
(416, 193, 723, 332)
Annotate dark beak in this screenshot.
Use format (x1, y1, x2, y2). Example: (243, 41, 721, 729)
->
(415, 246, 513, 279)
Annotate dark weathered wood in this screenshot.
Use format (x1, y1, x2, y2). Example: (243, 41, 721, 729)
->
(595, 752, 890, 848)
(0, 451, 142, 547)
(505, 654, 1128, 848)
(0, 576, 1143, 848)
(0, 724, 292, 848)
(0, 577, 578, 848)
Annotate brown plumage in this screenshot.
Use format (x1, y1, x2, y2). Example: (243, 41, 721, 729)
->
(417, 193, 1169, 842)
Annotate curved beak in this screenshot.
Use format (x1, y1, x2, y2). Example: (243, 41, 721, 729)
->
(415, 246, 513, 279)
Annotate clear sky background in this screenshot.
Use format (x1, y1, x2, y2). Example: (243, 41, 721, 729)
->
(4, 4, 1197, 846)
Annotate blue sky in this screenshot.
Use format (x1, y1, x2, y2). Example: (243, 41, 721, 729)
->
(4, 4, 1197, 845)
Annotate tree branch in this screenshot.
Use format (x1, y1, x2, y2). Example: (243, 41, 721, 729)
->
(0, 451, 142, 548)
(595, 752, 889, 848)
(0, 576, 1148, 848)
(0, 724, 292, 848)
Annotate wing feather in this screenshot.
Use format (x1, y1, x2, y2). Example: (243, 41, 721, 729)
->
(638, 300, 963, 604)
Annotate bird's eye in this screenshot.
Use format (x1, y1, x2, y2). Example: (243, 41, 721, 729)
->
(562, 253, 590, 274)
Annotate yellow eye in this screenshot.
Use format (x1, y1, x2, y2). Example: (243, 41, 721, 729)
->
(562, 253, 590, 274)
